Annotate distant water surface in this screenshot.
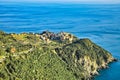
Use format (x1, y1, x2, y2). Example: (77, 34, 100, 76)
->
(0, 2, 120, 80)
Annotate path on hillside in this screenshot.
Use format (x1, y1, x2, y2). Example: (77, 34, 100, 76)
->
(0, 47, 34, 63)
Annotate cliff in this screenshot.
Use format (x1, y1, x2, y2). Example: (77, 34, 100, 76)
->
(0, 30, 115, 80)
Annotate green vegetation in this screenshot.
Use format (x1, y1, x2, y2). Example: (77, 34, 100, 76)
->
(0, 30, 115, 80)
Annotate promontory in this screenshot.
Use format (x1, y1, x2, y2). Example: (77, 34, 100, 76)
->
(0, 30, 116, 80)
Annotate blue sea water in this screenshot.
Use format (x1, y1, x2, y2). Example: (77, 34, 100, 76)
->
(0, 2, 120, 80)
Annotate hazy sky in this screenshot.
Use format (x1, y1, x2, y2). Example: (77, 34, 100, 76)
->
(0, 0, 120, 4)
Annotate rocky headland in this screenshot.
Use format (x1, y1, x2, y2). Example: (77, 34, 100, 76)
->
(0, 30, 116, 80)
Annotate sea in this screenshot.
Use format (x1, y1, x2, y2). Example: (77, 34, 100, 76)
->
(0, 2, 120, 80)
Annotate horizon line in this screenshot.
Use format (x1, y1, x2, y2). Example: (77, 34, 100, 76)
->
(0, 2, 120, 5)
(0, 1, 120, 4)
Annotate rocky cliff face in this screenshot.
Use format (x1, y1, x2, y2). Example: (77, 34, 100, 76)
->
(55, 38, 114, 79)
(0, 31, 115, 80)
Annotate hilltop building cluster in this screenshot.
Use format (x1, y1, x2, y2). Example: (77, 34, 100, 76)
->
(40, 31, 74, 43)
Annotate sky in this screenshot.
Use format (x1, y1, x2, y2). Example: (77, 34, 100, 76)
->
(0, 0, 120, 4)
